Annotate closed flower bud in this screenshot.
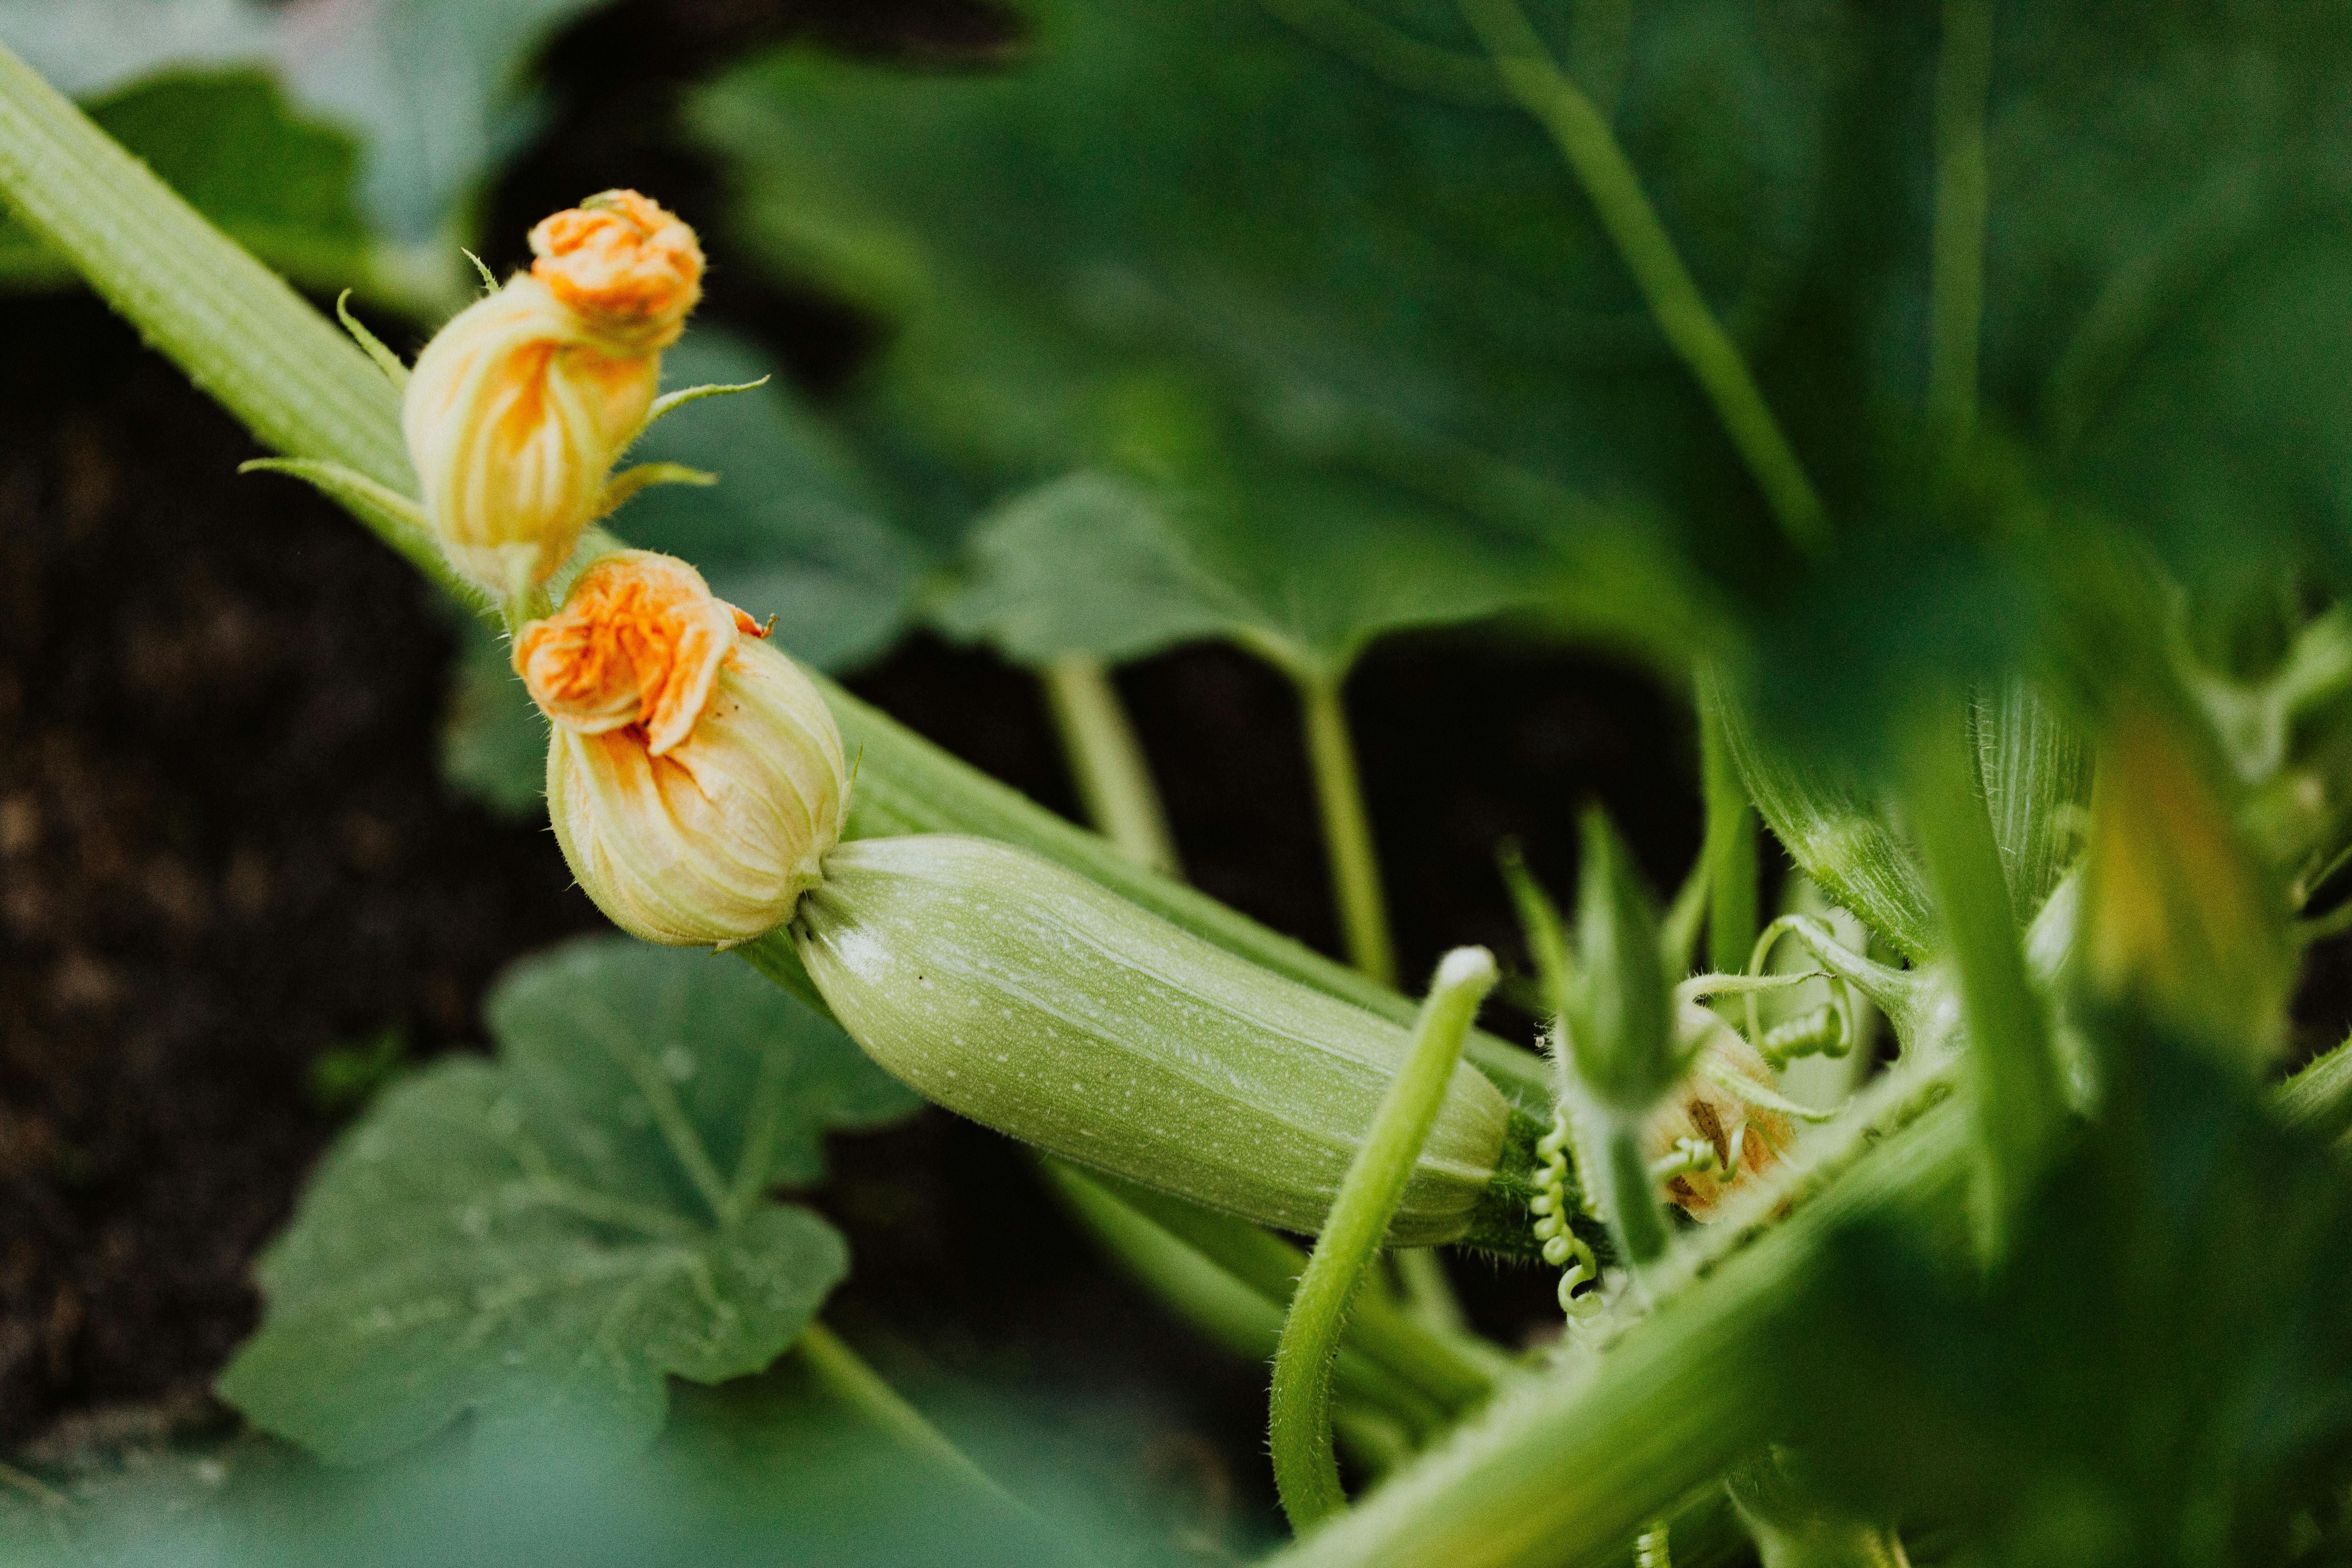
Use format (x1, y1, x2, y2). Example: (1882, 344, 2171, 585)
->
(519, 551, 846, 947)
(403, 191, 704, 596)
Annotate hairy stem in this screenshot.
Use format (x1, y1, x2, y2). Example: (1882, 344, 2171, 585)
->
(1927, 0, 1994, 444)
(798, 1322, 1021, 1510)
(1273, 1093, 1969, 1568)
(1040, 654, 1185, 877)
(1454, 0, 1827, 553)
(1271, 949, 1499, 1531)
(1301, 672, 1400, 989)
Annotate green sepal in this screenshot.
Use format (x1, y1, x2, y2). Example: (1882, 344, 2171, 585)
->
(1570, 805, 1680, 1112)
(595, 461, 718, 519)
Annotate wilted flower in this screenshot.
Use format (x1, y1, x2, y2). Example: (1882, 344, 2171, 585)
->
(517, 550, 846, 947)
(402, 191, 705, 597)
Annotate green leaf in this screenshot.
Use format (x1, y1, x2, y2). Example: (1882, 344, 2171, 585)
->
(438, 612, 544, 818)
(0, 0, 617, 292)
(937, 467, 1544, 681)
(215, 937, 919, 1465)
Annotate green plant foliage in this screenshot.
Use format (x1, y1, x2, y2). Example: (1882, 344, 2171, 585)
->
(0, 1366, 1112, 1568)
(0, 0, 615, 295)
(697, 0, 2352, 742)
(937, 467, 1547, 681)
(690, 0, 1807, 673)
(1773, 1018, 2352, 1567)
(215, 938, 920, 1465)
(624, 330, 933, 671)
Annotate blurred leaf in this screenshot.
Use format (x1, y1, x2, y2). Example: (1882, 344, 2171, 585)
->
(936, 467, 1542, 678)
(2078, 702, 2294, 1066)
(0, 69, 371, 291)
(1777, 1016, 2352, 1566)
(0, 1366, 1112, 1567)
(0, 0, 615, 292)
(438, 611, 545, 819)
(216, 937, 919, 1465)
(690, 0, 1844, 672)
(622, 329, 932, 671)
(694, 0, 2352, 742)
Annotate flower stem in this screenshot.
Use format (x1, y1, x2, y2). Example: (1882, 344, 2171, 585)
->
(1455, 0, 1828, 554)
(1927, 0, 1994, 447)
(1270, 948, 1498, 1533)
(1039, 653, 1184, 877)
(797, 1321, 1021, 1511)
(1301, 672, 1399, 989)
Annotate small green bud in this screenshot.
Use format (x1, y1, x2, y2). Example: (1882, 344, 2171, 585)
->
(1566, 807, 1680, 1112)
(794, 835, 1512, 1243)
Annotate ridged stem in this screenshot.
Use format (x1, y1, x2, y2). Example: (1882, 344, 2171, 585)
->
(1040, 653, 1184, 877)
(1454, 0, 1827, 554)
(1270, 948, 1498, 1532)
(1301, 671, 1399, 989)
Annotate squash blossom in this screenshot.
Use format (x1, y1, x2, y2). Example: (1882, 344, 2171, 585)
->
(1645, 1007, 1794, 1219)
(403, 191, 705, 596)
(517, 550, 846, 947)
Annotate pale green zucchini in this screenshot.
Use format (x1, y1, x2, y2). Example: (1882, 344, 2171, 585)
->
(794, 835, 1516, 1244)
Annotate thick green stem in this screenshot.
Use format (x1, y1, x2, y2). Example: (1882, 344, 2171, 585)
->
(1271, 949, 1499, 1532)
(797, 1322, 1021, 1510)
(1302, 671, 1400, 989)
(1899, 703, 2065, 1259)
(1926, 0, 1994, 446)
(1454, 0, 1827, 554)
(1273, 1096, 1972, 1568)
(1040, 653, 1184, 877)
(1698, 678, 1761, 978)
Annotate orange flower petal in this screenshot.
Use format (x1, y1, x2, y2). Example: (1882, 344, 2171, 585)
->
(513, 550, 749, 756)
(528, 190, 704, 350)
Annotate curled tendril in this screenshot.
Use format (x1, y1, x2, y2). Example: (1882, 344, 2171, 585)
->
(1531, 1104, 1604, 1321)
(1744, 915, 1864, 1067)
(1650, 1126, 1748, 1183)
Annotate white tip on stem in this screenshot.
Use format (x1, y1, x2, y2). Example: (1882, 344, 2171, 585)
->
(1435, 945, 1499, 993)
